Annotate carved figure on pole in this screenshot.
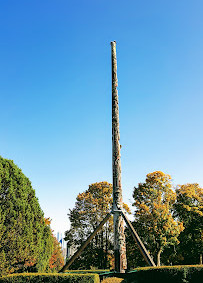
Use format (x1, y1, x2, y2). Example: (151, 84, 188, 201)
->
(111, 41, 127, 273)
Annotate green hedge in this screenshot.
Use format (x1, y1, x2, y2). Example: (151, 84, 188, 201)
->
(66, 270, 109, 274)
(101, 278, 125, 283)
(126, 265, 203, 283)
(0, 273, 100, 283)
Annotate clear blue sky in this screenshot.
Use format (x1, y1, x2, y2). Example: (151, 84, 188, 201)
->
(0, 0, 202, 234)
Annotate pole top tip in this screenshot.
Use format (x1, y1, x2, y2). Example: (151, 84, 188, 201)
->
(110, 41, 116, 45)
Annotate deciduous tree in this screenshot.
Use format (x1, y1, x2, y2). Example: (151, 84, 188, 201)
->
(130, 171, 184, 266)
(49, 235, 64, 272)
(65, 182, 130, 269)
(174, 183, 203, 264)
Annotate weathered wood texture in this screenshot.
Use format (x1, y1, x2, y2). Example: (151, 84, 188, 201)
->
(111, 41, 127, 273)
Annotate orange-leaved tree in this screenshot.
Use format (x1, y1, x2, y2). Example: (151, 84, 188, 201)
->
(49, 235, 64, 272)
(131, 171, 184, 266)
(65, 181, 130, 270)
(44, 217, 64, 272)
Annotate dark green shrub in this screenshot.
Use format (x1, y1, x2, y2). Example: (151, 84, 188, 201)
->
(0, 273, 100, 283)
(127, 265, 203, 283)
(186, 266, 203, 283)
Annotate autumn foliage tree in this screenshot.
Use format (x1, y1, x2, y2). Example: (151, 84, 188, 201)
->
(65, 181, 130, 270)
(49, 235, 64, 272)
(43, 218, 64, 272)
(129, 171, 184, 266)
(174, 183, 203, 264)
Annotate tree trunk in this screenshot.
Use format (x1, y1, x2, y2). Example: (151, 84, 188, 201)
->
(101, 229, 104, 269)
(157, 249, 162, 266)
(200, 254, 202, 265)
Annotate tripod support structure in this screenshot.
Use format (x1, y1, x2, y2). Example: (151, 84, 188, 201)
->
(60, 209, 155, 272)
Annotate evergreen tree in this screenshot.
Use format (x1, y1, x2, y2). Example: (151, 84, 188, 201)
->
(0, 156, 53, 275)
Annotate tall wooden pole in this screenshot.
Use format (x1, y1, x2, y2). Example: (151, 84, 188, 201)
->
(59, 42, 155, 273)
(111, 41, 127, 273)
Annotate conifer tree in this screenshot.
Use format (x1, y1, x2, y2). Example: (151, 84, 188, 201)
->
(0, 156, 53, 275)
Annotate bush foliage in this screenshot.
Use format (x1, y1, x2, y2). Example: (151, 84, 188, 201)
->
(101, 278, 125, 283)
(127, 265, 203, 283)
(0, 273, 100, 283)
(66, 270, 109, 274)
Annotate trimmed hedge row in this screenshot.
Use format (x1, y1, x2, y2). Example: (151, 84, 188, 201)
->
(1, 266, 202, 282)
(0, 273, 100, 283)
(99, 265, 203, 283)
(66, 270, 109, 274)
(127, 265, 203, 283)
(101, 278, 125, 283)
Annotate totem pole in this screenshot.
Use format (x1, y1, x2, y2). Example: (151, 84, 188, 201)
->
(111, 41, 127, 273)
(59, 42, 155, 273)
